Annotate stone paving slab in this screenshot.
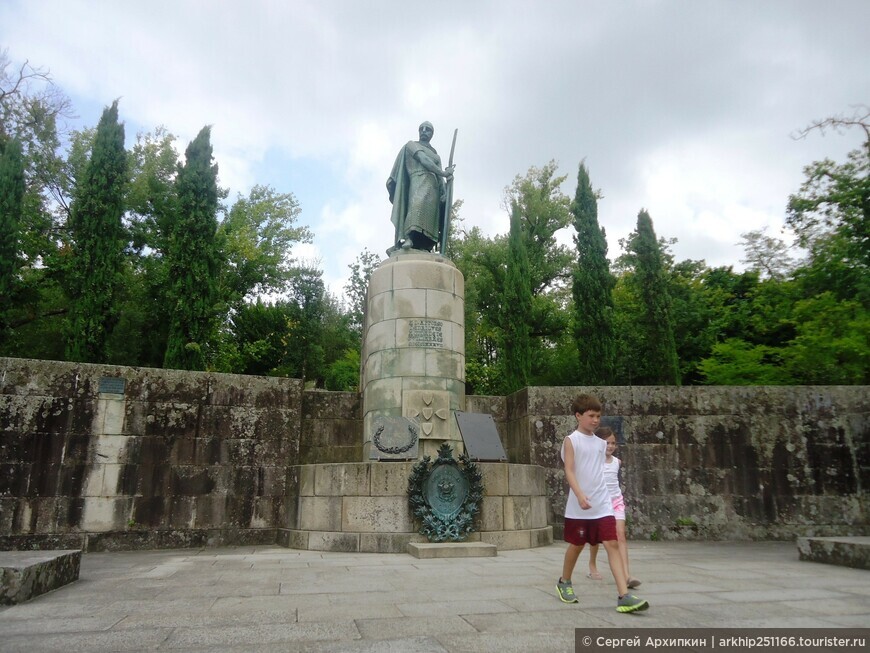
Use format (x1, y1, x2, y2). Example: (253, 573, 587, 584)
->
(0, 541, 867, 652)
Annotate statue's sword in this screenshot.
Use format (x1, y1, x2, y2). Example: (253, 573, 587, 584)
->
(439, 129, 458, 255)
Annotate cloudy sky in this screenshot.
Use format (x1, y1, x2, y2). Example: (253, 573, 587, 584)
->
(3, 1, 868, 296)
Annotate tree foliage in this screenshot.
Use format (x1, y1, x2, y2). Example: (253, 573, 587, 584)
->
(451, 225, 506, 394)
(787, 107, 869, 302)
(571, 161, 615, 384)
(618, 210, 680, 385)
(344, 248, 380, 339)
(64, 101, 128, 362)
(164, 126, 220, 370)
(1, 53, 866, 390)
(0, 138, 25, 341)
(738, 228, 796, 280)
(219, 184, 312, 304)
(502, 202, 533, 394)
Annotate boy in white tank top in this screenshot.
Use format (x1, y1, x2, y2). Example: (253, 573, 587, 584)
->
(556, 394, 648, 613)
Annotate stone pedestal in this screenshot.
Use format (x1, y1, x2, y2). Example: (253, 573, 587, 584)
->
(360, 251, 465, 459)
(279, 462, 554, 553)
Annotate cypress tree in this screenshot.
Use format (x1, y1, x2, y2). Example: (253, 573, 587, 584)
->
(163, 126, 220, 370)
(631, 209, 680, 384)
(65, 101, 128, 362)
(502, 201, 533, 393)
(0, 138, 25, 340)
(571, 162, 615, 383)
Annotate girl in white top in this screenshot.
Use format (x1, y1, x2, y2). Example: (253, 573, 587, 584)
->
(586, 427, 641, 588)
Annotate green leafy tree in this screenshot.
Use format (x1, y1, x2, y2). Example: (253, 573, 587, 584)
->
(738, 228, 796, 281)
(503, 161, 573, 295)
(621, 210, 680, 385)
(0, 138, 25, 341)
(0, 52, 73, 349)
(454, 162, 575, 392)
(219, 184, 312, 304)
(699, 339, 793, 385)
(784, 292, 869, 384)
(344, 248, 380, 339)
(788, 108, 869, 271)
(665, 259, 717, 384)
(787, 108, 869, 308)
(325, 348, 361, 391)
(280, 266, 328, 383)
(451, 225, 506, 394)
(164, 126, 220, 370)
(221, 299, 294, 376)
(0, 51, 71, 228)
(127, 127, 179, 252)
(64, 101, 128, 362)
(570, 161, 615, 384)
(502, 202, 532, 393)
(503, 162, 573, 365)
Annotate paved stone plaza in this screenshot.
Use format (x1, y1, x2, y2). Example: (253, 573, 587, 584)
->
(0, 541, 868, 652)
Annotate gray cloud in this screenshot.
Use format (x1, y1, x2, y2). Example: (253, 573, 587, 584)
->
(2, 0, 868, 292)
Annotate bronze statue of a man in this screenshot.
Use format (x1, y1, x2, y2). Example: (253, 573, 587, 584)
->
(386, 121, 455, 253)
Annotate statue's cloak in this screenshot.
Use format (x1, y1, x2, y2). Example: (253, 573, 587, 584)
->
(387, 141, 443, 247)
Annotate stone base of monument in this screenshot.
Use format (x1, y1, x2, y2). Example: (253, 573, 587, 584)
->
(0, 550, 81, 605)
(407, 542, 497, 558)
(279, 461, 554, 553)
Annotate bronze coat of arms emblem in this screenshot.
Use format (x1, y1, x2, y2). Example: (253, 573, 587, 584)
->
(407, 443, 484, 542)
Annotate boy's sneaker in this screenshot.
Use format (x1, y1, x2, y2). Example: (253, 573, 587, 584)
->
(616, 594, 649, 613)
(556, 578, 578, 603)
(627, 577, 642, 589)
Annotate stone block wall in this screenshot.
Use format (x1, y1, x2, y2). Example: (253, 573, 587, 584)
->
(0, 358, 303, 550)
(498, 386, 868, 541)
(1, 356, 866, 549)
(299, 391, 363, 465)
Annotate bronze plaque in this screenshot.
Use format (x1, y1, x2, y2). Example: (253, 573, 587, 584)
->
(455, 411, 507, 461)
(98, 377, 126, 395)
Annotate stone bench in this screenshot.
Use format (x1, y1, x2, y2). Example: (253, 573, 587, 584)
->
(0, 550, 81, 605)
(797, 536, 870, 570)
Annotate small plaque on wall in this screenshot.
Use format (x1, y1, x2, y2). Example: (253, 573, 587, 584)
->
(98, 377, 126, 395)
(369, 417, 420, 460)
(455, 411, 508, 461)
(599, 415, 625, 444)
(408, 319, 444, 348)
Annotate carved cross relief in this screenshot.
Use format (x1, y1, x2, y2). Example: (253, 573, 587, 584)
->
(403, 390, 450, 438)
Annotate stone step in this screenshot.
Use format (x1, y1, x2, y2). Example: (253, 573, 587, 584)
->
(407, 542, 497, 558)
(797, 536, 870, 570)
(0, 550, 81, 605)
(279, 526, 553, 553)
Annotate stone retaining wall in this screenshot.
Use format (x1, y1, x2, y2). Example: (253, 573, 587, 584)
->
(498, 386, 869, 541)
(1, 357, 867, 549)
(0, 358, 302, 549)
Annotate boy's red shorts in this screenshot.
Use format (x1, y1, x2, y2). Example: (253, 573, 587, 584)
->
(564, 515, 617, 546)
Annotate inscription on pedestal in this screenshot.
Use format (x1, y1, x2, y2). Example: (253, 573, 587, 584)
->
(408, 319, 444, 348)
